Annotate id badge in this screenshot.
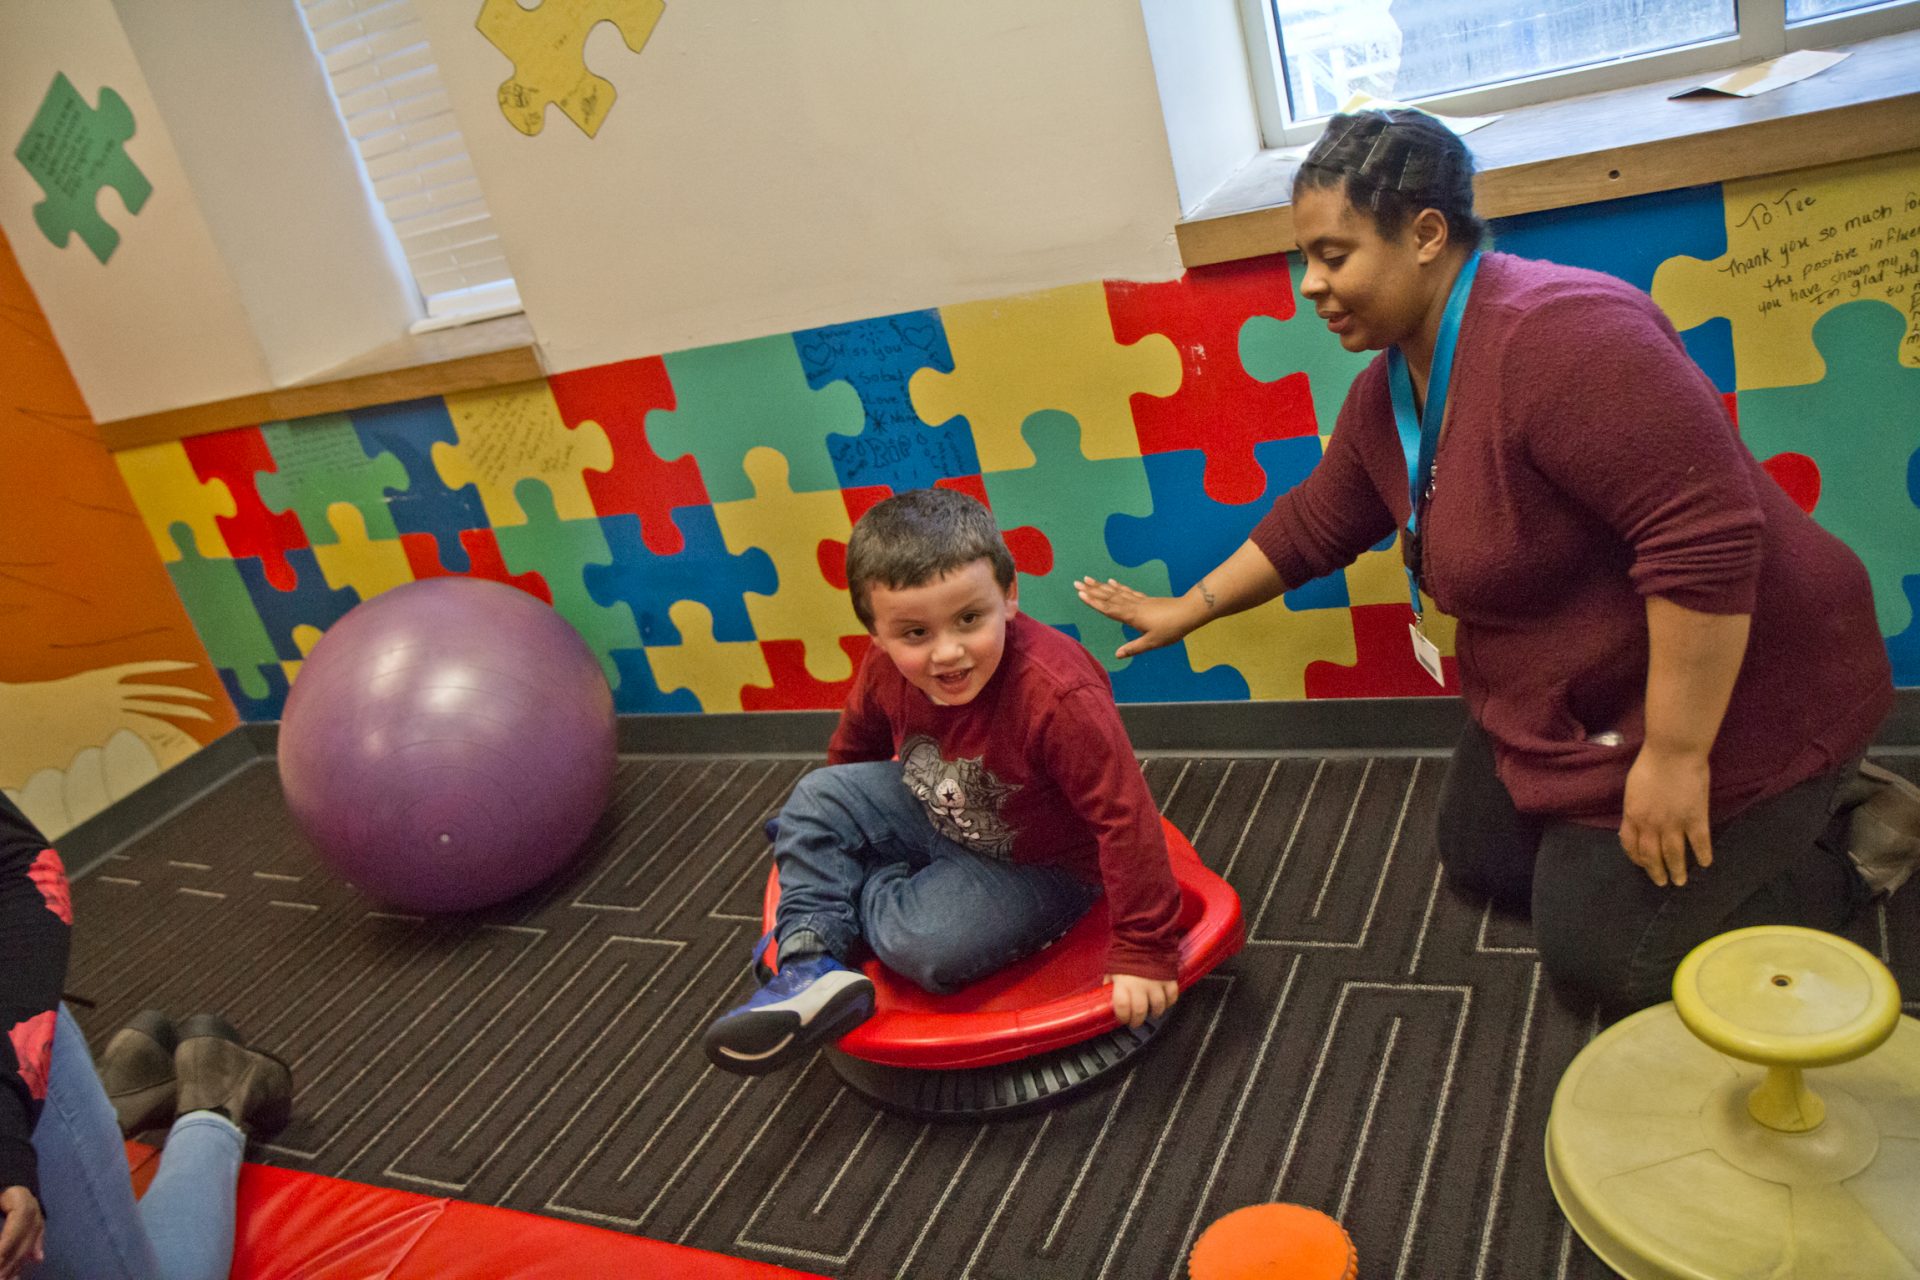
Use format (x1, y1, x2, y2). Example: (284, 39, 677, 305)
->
(1408, 622, 1445, 685)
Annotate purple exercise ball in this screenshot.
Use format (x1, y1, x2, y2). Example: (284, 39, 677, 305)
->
(278, 578, 616, 913)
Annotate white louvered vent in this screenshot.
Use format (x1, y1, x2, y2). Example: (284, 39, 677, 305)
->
(296, 0, 521, 331)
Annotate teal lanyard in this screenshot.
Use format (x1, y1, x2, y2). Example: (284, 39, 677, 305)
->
(1387, 250, 1481, 618)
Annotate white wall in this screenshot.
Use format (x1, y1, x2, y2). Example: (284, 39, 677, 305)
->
(416, 0, 1187, 374)
(110, 0, 421, 387)
(1139, 0, 1264, 213)
(0, 0, 270, 422)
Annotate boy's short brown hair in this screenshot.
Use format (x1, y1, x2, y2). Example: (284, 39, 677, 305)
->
(844, 488, 1016, 630)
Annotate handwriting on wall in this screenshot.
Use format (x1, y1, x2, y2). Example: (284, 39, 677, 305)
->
(1651, 151, 1920, 388)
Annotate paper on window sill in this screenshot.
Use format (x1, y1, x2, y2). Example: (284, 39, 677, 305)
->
(1338, 92, 1501, 136)
(1670, 49, 1849, 99)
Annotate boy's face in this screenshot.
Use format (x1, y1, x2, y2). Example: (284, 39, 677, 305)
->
(866, 558, 1018, 708)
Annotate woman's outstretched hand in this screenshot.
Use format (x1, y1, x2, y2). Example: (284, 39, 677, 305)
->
(1074, 578, 1197, 659)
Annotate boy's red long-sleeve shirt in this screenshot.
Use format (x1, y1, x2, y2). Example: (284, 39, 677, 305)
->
(829, 612, 1184, 980)
(1253, 252, 1891, 823)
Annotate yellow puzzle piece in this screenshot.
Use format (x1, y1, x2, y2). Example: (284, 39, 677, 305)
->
(645, 601, 772, 713)
(1185, 595, 1359, 702)
(910, 282, 1181, 474)
(712, 447, 859, 684)
(476, 0, 667, 137)
(1651, 152, 1920, 390)
(436, 380, 614, 527)
(311, 505, 413, 603)
(114, 441, 235, 562)
(281, 623, 325, 689)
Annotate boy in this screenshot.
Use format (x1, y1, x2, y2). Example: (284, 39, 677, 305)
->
(703, 488, 1184, 1076)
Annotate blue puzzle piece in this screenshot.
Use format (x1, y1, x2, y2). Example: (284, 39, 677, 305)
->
(218, 663, 290, 722)
(1491, 184, 1736, 392)
(794, 311, 982, 491)
(236, 549, 361, 661)
(1108, 636, 1252, 704)
(585, 505, 778, 646)
(350, 397, 487, 572)
(1105, 436, 1345, 613)
(1887, 576, 1920, 689)
(605, 648, 703, 715)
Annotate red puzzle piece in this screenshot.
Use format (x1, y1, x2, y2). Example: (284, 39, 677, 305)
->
(1761, 451, 1821, 514)
(183, 427, 308, 592)
(742, 634, 874, 710)
(400, 528, 553, 604)
(1105, 255, 1319, 507)
(934, 474, 1053, 576)
(1305, 603, 1459, 699)
(550, 357, 707, 556)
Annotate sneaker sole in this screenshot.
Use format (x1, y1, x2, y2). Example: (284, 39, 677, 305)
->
(704, 974, 875, 1076)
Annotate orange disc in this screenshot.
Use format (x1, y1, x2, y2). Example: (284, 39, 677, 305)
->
(1189, 1203, 1358, 1280)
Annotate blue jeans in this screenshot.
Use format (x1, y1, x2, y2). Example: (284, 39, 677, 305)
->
(29, 1005, 244, 1280)
(775, 762, 1101, 994)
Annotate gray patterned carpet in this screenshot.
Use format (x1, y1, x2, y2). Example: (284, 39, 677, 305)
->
(64, 752, 1919, 1279)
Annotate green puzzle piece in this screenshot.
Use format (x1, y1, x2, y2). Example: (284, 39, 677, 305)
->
(648, 334, 864, 502)
(256, 415, 410, 546)
(162, 524, 279, 700)
(982, 410, 1169, 670)
(1737, 300, 1920, 636)
(493, 479, 642, 687)
(15, 73, 152, 264)
(1239, 255, 1374, 434)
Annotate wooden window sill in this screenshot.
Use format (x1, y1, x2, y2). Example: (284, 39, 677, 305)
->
(97, 312, 542, 452)
(1176, 27, 1920, 268)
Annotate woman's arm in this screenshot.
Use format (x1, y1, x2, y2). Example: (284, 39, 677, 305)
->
(1075, 539, 1287, 659)
(1619, 596, 1751, 886)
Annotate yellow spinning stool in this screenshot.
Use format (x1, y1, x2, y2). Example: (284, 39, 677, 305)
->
(1547, 925, 1920, 1279)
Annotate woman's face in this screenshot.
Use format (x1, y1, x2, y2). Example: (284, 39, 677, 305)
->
(1293, 184, 1444, 354)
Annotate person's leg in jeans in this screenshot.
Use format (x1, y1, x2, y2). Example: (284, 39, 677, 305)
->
(31, 1004, 244, 1280)
(1435, 719, 1545, 914)
(1530, 763, 1870, 1016)
(774, 760, 1098, 986)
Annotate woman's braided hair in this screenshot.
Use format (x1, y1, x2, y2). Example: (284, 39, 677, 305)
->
(1294, 109, 1486, 248)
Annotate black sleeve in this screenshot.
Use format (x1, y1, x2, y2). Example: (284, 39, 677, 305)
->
(0, 794, 71, 1199)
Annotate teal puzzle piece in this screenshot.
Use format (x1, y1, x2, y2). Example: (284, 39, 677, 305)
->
(493, 479, 642, 687)
(1737, 300, 1920, 637)
(15, 74, 151, 264)
(1238, 255, 1373, 434)
(162, 524, 280, 701)
(647, 334, 865, 502)
(256, 416, 411, 547)
(982, 410, 1168, 670)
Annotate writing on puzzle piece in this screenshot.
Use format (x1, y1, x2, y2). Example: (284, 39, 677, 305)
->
(14, 73, 151, 264)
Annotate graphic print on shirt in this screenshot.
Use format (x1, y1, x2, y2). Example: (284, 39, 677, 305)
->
(900, 735, 1020, 857)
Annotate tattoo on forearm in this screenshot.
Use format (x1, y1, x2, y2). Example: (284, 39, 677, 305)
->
(1198, 581, 1217, 611)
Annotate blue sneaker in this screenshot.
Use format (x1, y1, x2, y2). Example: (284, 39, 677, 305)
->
(703, 955, 875, 1075)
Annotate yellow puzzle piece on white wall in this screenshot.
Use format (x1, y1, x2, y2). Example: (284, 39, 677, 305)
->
(476, 0, 667, 137)
(1651, 152, 1920, 390)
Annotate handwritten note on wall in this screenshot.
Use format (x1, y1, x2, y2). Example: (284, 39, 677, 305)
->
(1652, 150, 1920, 389)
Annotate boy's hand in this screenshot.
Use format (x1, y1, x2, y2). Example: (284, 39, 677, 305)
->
(0, 1186, 45, 1280)
(1107, 973, 1179, 1028)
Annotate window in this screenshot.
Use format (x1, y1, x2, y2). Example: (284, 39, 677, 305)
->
(296, 0, 522, 332)
(1245, 0, 1920, 145)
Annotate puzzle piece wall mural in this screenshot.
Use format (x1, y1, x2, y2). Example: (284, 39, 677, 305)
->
(476, 0, 667, 138)
(91, 153, 1919, 726)
(14, 73, 151, 263)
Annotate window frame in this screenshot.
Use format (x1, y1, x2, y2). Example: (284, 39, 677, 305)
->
(1243, 0, 1920, 147)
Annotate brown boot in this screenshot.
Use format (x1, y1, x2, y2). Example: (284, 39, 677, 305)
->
(96, 1010, 177, 1137)
(174, 1014, 293, 1141)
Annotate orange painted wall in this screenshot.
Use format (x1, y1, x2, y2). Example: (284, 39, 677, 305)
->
(0, 227, 237, 838)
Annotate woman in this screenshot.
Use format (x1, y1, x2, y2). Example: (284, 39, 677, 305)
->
(0, 792, 291, 1280)
(1078, 109, 1904, 1015)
